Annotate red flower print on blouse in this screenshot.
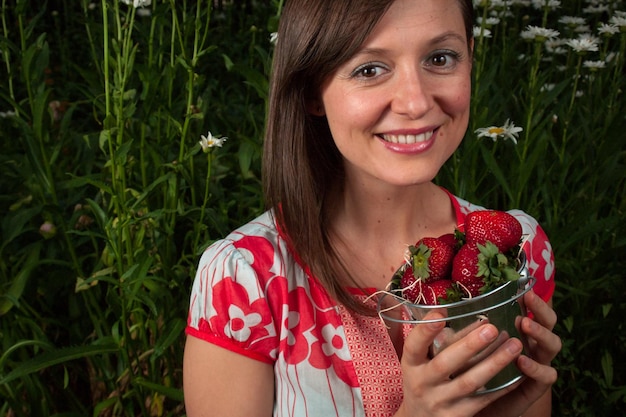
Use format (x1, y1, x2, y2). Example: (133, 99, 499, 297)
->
(233, 235, 276, 274)
(209, 278, 275, 349)
(320, 323, 351, 361)
(519, 222, 555, 301)
(526, 223, 554, 282)
(273, 281, 318, 365)
(309, 321, 359, 387)
(224, 304, 262, 342)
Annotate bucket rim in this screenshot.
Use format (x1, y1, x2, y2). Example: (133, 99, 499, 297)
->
(378, 276, 536, 324)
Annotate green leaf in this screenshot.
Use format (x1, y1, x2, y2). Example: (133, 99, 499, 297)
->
(0, 206, 41, 254)
(0, 343, 119, 385)
(153, 318, 186, 360)
(601, 351, 614, 387)
(0, 243, 41, 315)
(222, 53, 234, 71)
(132, 378, 184, 402)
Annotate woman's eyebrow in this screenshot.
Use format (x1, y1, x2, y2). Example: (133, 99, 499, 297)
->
(428, 31, 467, 46)
(355, 31, 467, 57)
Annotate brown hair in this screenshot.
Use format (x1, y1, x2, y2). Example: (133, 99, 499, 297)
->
(263, 0, 475, 313)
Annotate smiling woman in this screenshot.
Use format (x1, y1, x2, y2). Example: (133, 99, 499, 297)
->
(183, 1, 561, 416)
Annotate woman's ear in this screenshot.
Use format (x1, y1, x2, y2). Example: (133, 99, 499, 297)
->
(306, 98, 325, 116)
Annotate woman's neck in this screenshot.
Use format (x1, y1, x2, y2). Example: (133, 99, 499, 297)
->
(326, 180, 457, 289)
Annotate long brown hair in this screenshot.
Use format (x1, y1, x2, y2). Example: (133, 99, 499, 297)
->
(263, 0, 475, 313)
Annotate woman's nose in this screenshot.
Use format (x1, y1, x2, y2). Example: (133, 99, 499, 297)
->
(390, 69, 433, 119)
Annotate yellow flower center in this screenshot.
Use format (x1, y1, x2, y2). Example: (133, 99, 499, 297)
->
(488, 127, 505, 135)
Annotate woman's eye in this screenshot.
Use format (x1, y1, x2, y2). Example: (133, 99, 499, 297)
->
(432, 54, 449, 66)
(351, 63, 386, 79)
(427, 51, 460, 69)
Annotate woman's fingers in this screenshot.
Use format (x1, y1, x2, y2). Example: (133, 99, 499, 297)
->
(402, 312, 447, 368)
(524, 291, 557, 330)
(520, 291, 562, 363)
(521, 315, 562, 363)
(405, 316, 521, 392)
(517, 355, 558, 386)
(446, 337, 523, 394)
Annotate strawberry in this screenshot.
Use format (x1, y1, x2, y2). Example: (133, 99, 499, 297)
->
(437, 231, 463, 251)
(451, 241, 521, 298)
(399, 267, 421, 303)
(421, 279, 456, 305)
(406, 237, 455, 282)
(451, 243, 485, 297)
(464, 210, 523, 253)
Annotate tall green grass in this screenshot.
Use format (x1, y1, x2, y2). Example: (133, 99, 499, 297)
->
(0, 0, 624, 415)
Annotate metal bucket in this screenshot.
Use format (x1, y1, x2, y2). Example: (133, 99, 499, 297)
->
(378, 255, 535, 394)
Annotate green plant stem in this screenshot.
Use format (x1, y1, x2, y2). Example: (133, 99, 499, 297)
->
(81, 0, 103, 80)
(1, 0, 18, 115)
(560, 54, 582, 162)
(101, 0, 119, 211)
(472, 6, 490, 120)
(520, 40, 541, 164)
(607, 33, 625, 123)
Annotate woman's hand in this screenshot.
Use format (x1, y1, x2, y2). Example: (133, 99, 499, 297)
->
(477, 291, 561, 417)
(395, 290, 560, 417)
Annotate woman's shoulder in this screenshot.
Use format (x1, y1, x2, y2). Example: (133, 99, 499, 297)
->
(221, 210, 280, 245)
(196, 210, 291, 281)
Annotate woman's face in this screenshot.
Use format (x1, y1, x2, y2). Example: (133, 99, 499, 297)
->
(318, 0, 473, 189)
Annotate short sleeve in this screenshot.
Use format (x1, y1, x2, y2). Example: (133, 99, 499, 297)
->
(508, 210, 556, 302)
(186, 238, 280, 364)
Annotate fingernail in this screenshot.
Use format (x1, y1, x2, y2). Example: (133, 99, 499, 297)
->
(480, 326, 497, 342)
(428, 321, 445, 331)
(518, 355, 530, 367)
(506, 339, 522, 354)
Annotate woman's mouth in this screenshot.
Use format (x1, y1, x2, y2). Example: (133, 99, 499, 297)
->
(379, 130, 435, 144)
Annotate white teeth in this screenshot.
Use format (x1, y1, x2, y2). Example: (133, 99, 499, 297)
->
(382, 131, 433, 144)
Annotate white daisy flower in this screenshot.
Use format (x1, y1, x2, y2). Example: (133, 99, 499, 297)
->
(521, 25, 560, 42)
(609, 15, 626, 30)
(119, 0, 151, 8)
(564, 37, 599, 53)
(473, 26, 493, 38)
(559, 16, 587, 27)
(199, 131, 228, 152)
(583, 60, 606, 70)
(598, 23, 619, 36)
(475, 119, 523, 144)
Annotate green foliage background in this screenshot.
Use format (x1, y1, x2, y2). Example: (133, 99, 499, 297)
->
(0, 0, 624, 415)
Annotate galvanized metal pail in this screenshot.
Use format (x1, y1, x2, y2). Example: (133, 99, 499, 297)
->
(378, 256, 535, 394)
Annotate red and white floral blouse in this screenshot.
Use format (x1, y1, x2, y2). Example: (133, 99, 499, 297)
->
(186, 193, 555, 417)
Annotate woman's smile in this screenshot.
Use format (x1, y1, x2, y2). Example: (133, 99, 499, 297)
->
(379, 129, 436, 145)
(378, 128, 438, 154)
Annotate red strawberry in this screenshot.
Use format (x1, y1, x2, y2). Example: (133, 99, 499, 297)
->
(465, 210, 523, 253)
(451, 243, 485, 297)
(451, 241, 521, 298)
(437, 231, 463, 251)
(399, 267, 421, 303)
(421, 279, 455, 305)
(407, 237, 455, 282)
